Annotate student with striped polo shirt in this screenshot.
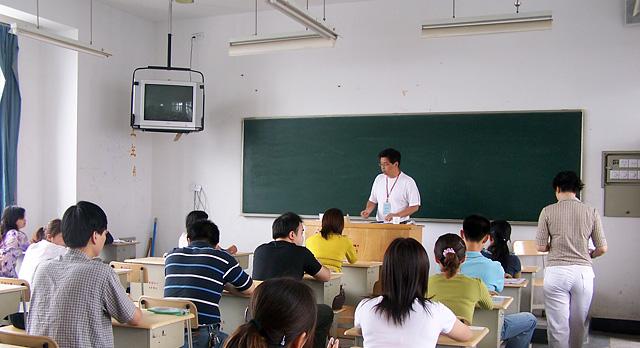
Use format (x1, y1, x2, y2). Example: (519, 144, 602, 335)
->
(164, 219, 255, 348)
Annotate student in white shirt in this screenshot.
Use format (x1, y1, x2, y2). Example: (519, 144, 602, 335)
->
(354, 238, 471, 348)
(18, 219, 67, 284)
(360, 148, 421, 222)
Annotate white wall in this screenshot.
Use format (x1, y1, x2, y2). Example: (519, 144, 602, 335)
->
(2, 0, 158, 254)
(150, 0, 640, 320)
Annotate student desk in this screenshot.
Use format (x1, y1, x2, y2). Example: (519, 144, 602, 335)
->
(100, 240, 140, 263)
(0, 344, 26, 348)
(113, 309, 194, 348)
(126, 253, 253, 300)
(341, 261, 381, 305)
(218, 290, 251, 334)
(520, 266, 539, 312)
(472, 296, 513, 348)
(502, 279, 528, 315)
(125, 257, 165, 299)
(114, 268, 132, 290)
(303, 273, 342, 306)
(0, 285, 27, 320)
(344, 326, 490, 347)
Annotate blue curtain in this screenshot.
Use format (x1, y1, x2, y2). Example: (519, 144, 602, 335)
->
(0, 25, 20, 210)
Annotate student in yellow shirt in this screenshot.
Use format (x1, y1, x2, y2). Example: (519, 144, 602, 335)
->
(427, 233, 493, 324)
(306, 208, 358, 272)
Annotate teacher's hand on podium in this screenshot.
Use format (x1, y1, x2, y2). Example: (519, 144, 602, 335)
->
(360, 210, 371, 219)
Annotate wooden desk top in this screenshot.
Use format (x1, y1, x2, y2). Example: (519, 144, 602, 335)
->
(0, 284, 26, 295)
(437, 326, 490, 347)
(221, 280, 263, 297)
(343, 261, 383, 268)
(126, 252, 252, 266)
(504, 279, 528, 288)
(345, 326, 489, 347)
(112, 309, 194, 330)
(114, 268, 132, 275)
(303, 273, 342, 282)
(125, 257, 164, 265)
(491, 296, 513, 310)
(521, 266, 540, 273)
(0, 344, 27, 348)
(303, 220, 423, 231)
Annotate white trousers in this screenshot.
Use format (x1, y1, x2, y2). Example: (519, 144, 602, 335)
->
(544, 265, 595, 348)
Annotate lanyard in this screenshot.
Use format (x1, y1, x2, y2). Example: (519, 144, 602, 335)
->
(385, 172, 401, 202)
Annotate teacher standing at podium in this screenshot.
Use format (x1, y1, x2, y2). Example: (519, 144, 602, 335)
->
(360, 148, 421, 222)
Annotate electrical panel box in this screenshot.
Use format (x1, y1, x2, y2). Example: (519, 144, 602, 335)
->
(602, 151, 640, 217)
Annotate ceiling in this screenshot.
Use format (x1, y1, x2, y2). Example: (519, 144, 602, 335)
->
(99, 0, 370, 22)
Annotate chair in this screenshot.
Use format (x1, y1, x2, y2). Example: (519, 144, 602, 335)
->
(0, 277, 31, 330)
(139, 296, 197, 348)
(0, 331, 59, 348)
(109, 262, 148, 296)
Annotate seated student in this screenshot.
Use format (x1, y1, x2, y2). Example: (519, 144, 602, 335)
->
(459, 215, 537, 348)
(483, 220, 522, 278)
(165, 219, 254, 348)
(27, 201, 142, 347)
(252, 212, 333, 348)
(226, 278, 340, 348)
(19, 219, 67, 284)
(7, 219, 67, 329)
(428, 233, 493, 324)
(0, 206, 30, 278)
(305, 208, 358, 272)
(178, 210, 237, 254)
(354, 238, 471, 348)
(460, 214, 506, 293)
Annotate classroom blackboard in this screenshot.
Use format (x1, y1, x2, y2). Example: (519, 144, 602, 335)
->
(242, 111, 582, 223)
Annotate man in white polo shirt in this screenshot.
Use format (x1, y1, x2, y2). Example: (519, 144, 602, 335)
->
(360, 148, 421, 222)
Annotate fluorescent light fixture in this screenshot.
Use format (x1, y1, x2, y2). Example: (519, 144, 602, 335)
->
(9, 22, 112, 58)
(267, 0, 338, 40)
(422, 11, 552, 38)
(229, 32, 335, 56)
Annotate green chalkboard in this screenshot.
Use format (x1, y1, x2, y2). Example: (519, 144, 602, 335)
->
(242, 111, 582, 222)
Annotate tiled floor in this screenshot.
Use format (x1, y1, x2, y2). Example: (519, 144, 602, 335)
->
(532, 331, 640, 348)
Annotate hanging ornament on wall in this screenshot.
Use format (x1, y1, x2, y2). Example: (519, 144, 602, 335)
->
(130, 129, 137, 177)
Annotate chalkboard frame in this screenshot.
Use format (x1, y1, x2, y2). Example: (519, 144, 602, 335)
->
(241, 110, 584, 225)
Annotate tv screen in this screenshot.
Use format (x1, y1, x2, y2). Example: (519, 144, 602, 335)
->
(143, 84, 194, 122)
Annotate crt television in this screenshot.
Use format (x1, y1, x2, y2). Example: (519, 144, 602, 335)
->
(131, 79, 204, 132)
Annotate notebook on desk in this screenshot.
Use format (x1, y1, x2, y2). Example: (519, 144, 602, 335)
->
(505, 278, 526, 285)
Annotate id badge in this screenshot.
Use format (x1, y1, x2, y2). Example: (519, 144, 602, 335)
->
(382, 201, 391, 216)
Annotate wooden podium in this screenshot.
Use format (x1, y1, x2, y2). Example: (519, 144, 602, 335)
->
(304, 220, 423, 262)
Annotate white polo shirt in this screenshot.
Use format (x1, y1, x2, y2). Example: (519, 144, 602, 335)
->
(368, 172, 421, 222)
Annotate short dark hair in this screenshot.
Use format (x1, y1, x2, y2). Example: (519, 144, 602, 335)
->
(374, 238, 430, 326)
(61, 201, 108, 248)
(272, 212, 303, 240)
(462, 214, 491, 242)
(187, 220, 220, 246)
(186, 210, 208, 230)
(319, 208, 344, 239)
(378, 148, 401, 165)
(552, 171, 584, 193)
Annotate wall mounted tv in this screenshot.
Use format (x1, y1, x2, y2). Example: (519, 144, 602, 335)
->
(131, 79, 204, 133)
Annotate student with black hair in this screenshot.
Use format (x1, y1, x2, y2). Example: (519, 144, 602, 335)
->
(0, 205, 29, 278)
(178, 210, 237, 254)
(360, 148, 421, 222)
(166, 219, 254, 348)
(459, 215, 537, 348)
(483, 220, 522, 278)
(306, 208, 358, 272)
(428, 233, 493, 324)
(225, 278, 339, 348)
(252, 212, 333, 348)
(354, 238, 472, 347)
(537, 171, 607, 348)
(27, 201, 142, 347)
